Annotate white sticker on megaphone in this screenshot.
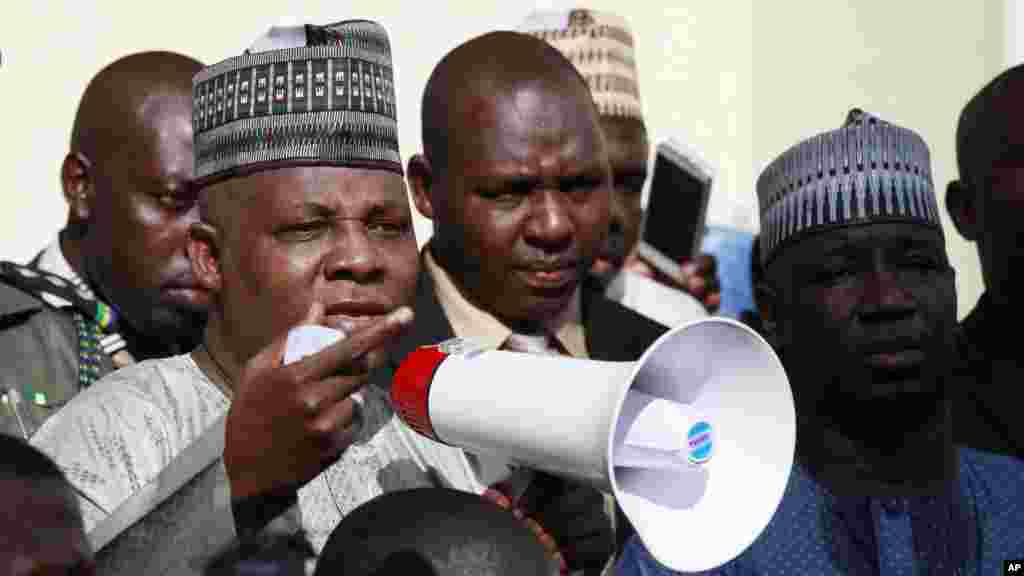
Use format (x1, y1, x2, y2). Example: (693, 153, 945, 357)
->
(614, 389, 714, 470)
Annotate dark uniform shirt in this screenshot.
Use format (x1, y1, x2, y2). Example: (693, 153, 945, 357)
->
(0, 282, 116, 439)
(0, 244, 122, 440)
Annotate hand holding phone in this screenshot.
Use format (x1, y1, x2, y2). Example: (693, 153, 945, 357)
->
(635, 139, 713, 284)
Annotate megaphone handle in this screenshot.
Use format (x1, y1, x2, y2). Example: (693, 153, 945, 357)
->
(483, 480, 569, 575)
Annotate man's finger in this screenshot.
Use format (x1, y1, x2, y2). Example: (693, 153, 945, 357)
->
(316, 422, 361, 469)
(697, 253, 717, 274)
(294, 306, 413, 382)
(309, 392, 361, 435)
(705, 292, 722, 310)
(303, 374, 368, 420)
(687, 276, 707, 295)
(248, 301, 327, 373)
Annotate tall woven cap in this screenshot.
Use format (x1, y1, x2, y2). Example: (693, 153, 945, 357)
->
(756, 109, 941, 265)
(518, 8, 643, 120)
(192, 20, 400, 187)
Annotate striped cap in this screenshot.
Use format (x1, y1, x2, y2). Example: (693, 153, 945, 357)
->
(756, 109, 941, 265)
(519, 8, 643, 121)
(192, 20, 400, 187)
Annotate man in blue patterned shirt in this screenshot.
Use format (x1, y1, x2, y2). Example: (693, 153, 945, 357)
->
(616, 110, 1024, 576)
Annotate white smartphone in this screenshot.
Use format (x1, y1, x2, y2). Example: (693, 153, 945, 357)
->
(635, 138, 714, 283)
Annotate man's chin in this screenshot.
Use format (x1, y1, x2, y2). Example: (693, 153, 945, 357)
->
(498, 288, 579, 331)
(143, 307, 208, 341)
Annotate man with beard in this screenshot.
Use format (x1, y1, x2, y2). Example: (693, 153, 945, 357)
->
(616, 110, 1024, 575)
(0, 52, 208, 440)
(946, 64, 1024, 459)
(517, 8, 720, 325)
(405, 30, 668, 575)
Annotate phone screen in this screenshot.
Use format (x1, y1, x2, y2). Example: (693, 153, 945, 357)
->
(641, 151, 710, 263)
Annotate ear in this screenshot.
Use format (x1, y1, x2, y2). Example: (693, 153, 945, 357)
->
(407, 153, 435, 220)
(945, 179, 978, 241)
(187, 222, 223, 294)
(61, 153, 93, 224)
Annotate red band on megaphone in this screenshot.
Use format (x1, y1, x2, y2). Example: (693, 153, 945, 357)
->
(391, 345, 448, 440)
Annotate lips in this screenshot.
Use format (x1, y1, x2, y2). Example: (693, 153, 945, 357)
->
(860, 340, 926, 371)
(518, 266, 578, 290)
(160, 279, 209, 307)
(324, 301, 394, 334)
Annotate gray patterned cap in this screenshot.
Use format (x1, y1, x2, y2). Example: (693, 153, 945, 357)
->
(756, 109, 941, 265)
(518, 8, 643, 120)
(192, 20, 400, 187)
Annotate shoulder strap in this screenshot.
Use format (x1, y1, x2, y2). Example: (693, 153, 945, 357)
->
(0, 261, 117, 331)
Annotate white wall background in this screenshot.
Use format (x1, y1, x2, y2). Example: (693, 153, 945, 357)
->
(751, 1, 1004, 319)
(0, 0, 753, 256)
(0, 0, 1005, 318)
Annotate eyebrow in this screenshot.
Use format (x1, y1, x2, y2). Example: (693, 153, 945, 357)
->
(287, 198, 408, 218)
(484, 161, 608, 186)
(820, 236, 938, 257)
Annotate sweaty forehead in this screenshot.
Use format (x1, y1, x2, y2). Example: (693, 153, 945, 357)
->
(136, 93, 194, 178)
(233, 166, 408, 214)
(770, 222, 946, 274)
(460, 82, 602, 173)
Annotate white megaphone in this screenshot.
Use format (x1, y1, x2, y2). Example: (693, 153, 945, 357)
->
(390, 318, 795, 573)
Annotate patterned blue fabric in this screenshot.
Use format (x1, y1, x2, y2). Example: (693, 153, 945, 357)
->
(615, 448, 1024, 576)
(700, 226, 755, 320)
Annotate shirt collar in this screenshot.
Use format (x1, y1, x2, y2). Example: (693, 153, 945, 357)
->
(35, 236, 95, 300)
(31, 237, 94, 308)
(423, 247, 587, 357)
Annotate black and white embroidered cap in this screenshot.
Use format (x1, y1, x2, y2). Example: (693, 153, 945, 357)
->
(192, 20, 401, 187)
(756, 109, 942, 265)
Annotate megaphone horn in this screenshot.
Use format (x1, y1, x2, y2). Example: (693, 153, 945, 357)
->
(391, 317, 796, 573)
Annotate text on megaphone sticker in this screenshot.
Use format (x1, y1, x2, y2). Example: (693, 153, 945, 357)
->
(687, 421, 714, 464)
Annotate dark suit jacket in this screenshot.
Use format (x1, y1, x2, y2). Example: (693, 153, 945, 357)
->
(0, 282, 116, 440)
(371, 258, 669, 559)
(378, 263, 668, 378)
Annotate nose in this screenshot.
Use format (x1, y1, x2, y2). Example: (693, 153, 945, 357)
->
(323, 221, 383, 283)
(858, 255, 916, 323)
(523, 189, 574, 253)
(174, 203, 202, 253)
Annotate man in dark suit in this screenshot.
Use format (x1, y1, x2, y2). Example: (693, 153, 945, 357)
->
(945, 64, 1024, 459)
(403, 30, 666, 575)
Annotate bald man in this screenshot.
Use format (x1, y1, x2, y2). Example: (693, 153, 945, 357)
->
(405, 30, 667, 574)
(519, 9, 721, 324)
(946, 64, 1024, 459)
(314, 489, 554, 576)
(0, 51, 208, 440)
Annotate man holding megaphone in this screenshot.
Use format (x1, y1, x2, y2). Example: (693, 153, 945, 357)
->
(403, 30, 669, 574)
(617, 111, 1024, 575)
